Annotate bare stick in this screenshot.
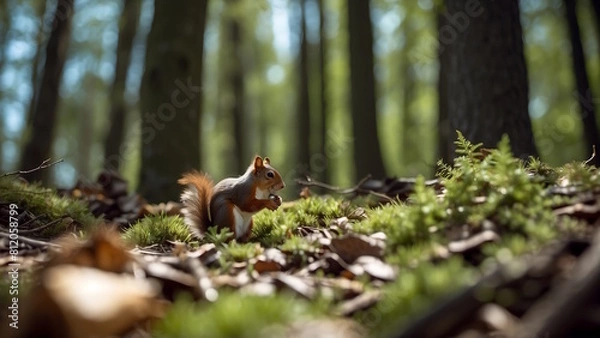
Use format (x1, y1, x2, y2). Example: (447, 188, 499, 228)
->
(296, 175, 394, 202)
(2, 158, 64, 177)
(18, 217, 65, 234)
(0, 231, 61, 248)
(584, 145, 596, 165)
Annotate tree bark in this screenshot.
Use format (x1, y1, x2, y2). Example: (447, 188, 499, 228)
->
(564, 0, 600, 165)
(445, 0, 538, 159)
(138, 0, 208, 202)
(24, 0, 48, 129)
(103, 0, 141, 171)
(347, 0, 386, 179)
(317, 0, 329, 182)
(297, 0, 311, 174)
(226, 0, 247, 174)
(20, 0, 75, 182)
(437, 5, 453, 165)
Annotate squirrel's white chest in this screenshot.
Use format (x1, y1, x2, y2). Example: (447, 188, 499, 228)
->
(232, 205, 254, 239)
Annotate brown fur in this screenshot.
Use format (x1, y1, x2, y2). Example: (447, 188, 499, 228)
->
(177, 171, 213, 237)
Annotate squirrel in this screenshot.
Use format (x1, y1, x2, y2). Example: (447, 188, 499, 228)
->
(178, 156, 285, 241)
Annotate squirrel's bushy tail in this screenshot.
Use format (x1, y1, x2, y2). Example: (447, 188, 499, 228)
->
(178, 171, 213, 237)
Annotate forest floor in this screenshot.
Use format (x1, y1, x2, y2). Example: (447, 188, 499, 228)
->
(2, 135, 600, 337)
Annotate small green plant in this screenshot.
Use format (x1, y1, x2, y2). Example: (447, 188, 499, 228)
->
(204, 226, 234, 247)
(123, 214, 191, 246)
(221, 241, 263, 262)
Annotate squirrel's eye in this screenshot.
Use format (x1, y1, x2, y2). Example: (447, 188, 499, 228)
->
(266, 171, 274, 179)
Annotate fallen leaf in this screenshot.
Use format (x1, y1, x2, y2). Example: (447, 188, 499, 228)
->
(330, 234, 384, 264)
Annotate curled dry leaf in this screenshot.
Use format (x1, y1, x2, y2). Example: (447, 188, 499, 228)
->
(21, 265, 168, 338)
(254, 248, 288, 273)
(353, 256, 397, 281)
(329, 233, 385, 264)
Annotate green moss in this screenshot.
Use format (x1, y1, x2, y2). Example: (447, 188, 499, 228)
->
(252, 196, 349, 247)
(123, 214, 191, 246)
(0, 176, 100, 236)
(154, 292, 327, 338)
(221, 241, 263, 262)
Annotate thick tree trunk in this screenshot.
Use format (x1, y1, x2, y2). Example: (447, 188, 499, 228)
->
(103, 0, 141, 171)
(564, 0, 600, 165)
(138, 0, 208, 202)
(20, 0, 75, 182)
(400, 19, 418, 170)
(297, 0, 311, 174)
(445, 0, 538, 159)
(347, 0, 386, 179)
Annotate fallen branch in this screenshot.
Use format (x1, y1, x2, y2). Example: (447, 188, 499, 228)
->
(18, 217, 65, 234)
(2, 158, 64, 177)
(0, 231, 61, 248)
(296, 175, 394, 202)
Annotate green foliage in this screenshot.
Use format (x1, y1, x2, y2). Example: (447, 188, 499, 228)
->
(154, 292, 326, 338)
(123, 214, 192, 246)
(0, 176, 99, 236)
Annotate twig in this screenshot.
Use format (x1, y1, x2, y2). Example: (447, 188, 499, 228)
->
(296, 175, 394, 202)
(0, 231, 61, 248)
(19, 217, 65, 234)
(584, 145, 596, 165)
(2, 158, 64, 177)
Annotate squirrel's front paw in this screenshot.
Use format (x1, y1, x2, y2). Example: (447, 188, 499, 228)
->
(268, 194, 282, 210)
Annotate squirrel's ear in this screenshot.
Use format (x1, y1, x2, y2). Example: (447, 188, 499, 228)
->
(253, 156, 264, 170)
(264, 157, 271, 165)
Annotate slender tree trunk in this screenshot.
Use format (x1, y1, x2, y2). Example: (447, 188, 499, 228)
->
(24, 0, 48, 129)
(400, 19, 418, 170)
(138, 0, 208, 202)
(20, 0, 75, 182)
(226, 0, 247, 174)
(103, 0, 141, 171)
(297, 0, 311, 174)
(317, 0, 329, 182)
(0, 0, 11, 170)
(445, 0, 537, 159)
(564, 0, 600, 165)
(347, 0, 386, 179)
(437, 6, 453, 164)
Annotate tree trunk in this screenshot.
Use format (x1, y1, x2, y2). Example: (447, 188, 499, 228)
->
(297, 0, 311, 175)
(347, 0, 386, 179)
(317, 0, 329, 182)
(445, 0, 538, 159)
(138, 0, 208, 203)
(20, 0, 75, 182)
(103, 0, 141, 171)
(400, 19, 418, 170)
(24, 0, 48, 129)
(564, 0, 600, 165)
(437, 5, 453, 165)
(225, 0, 247, 174)
(0, 0, 11, 170)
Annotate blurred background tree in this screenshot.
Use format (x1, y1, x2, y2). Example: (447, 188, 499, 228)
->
(1, 0, 600, 201)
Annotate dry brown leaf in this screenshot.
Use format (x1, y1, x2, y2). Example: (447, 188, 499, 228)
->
(329, 234, 384, 264)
